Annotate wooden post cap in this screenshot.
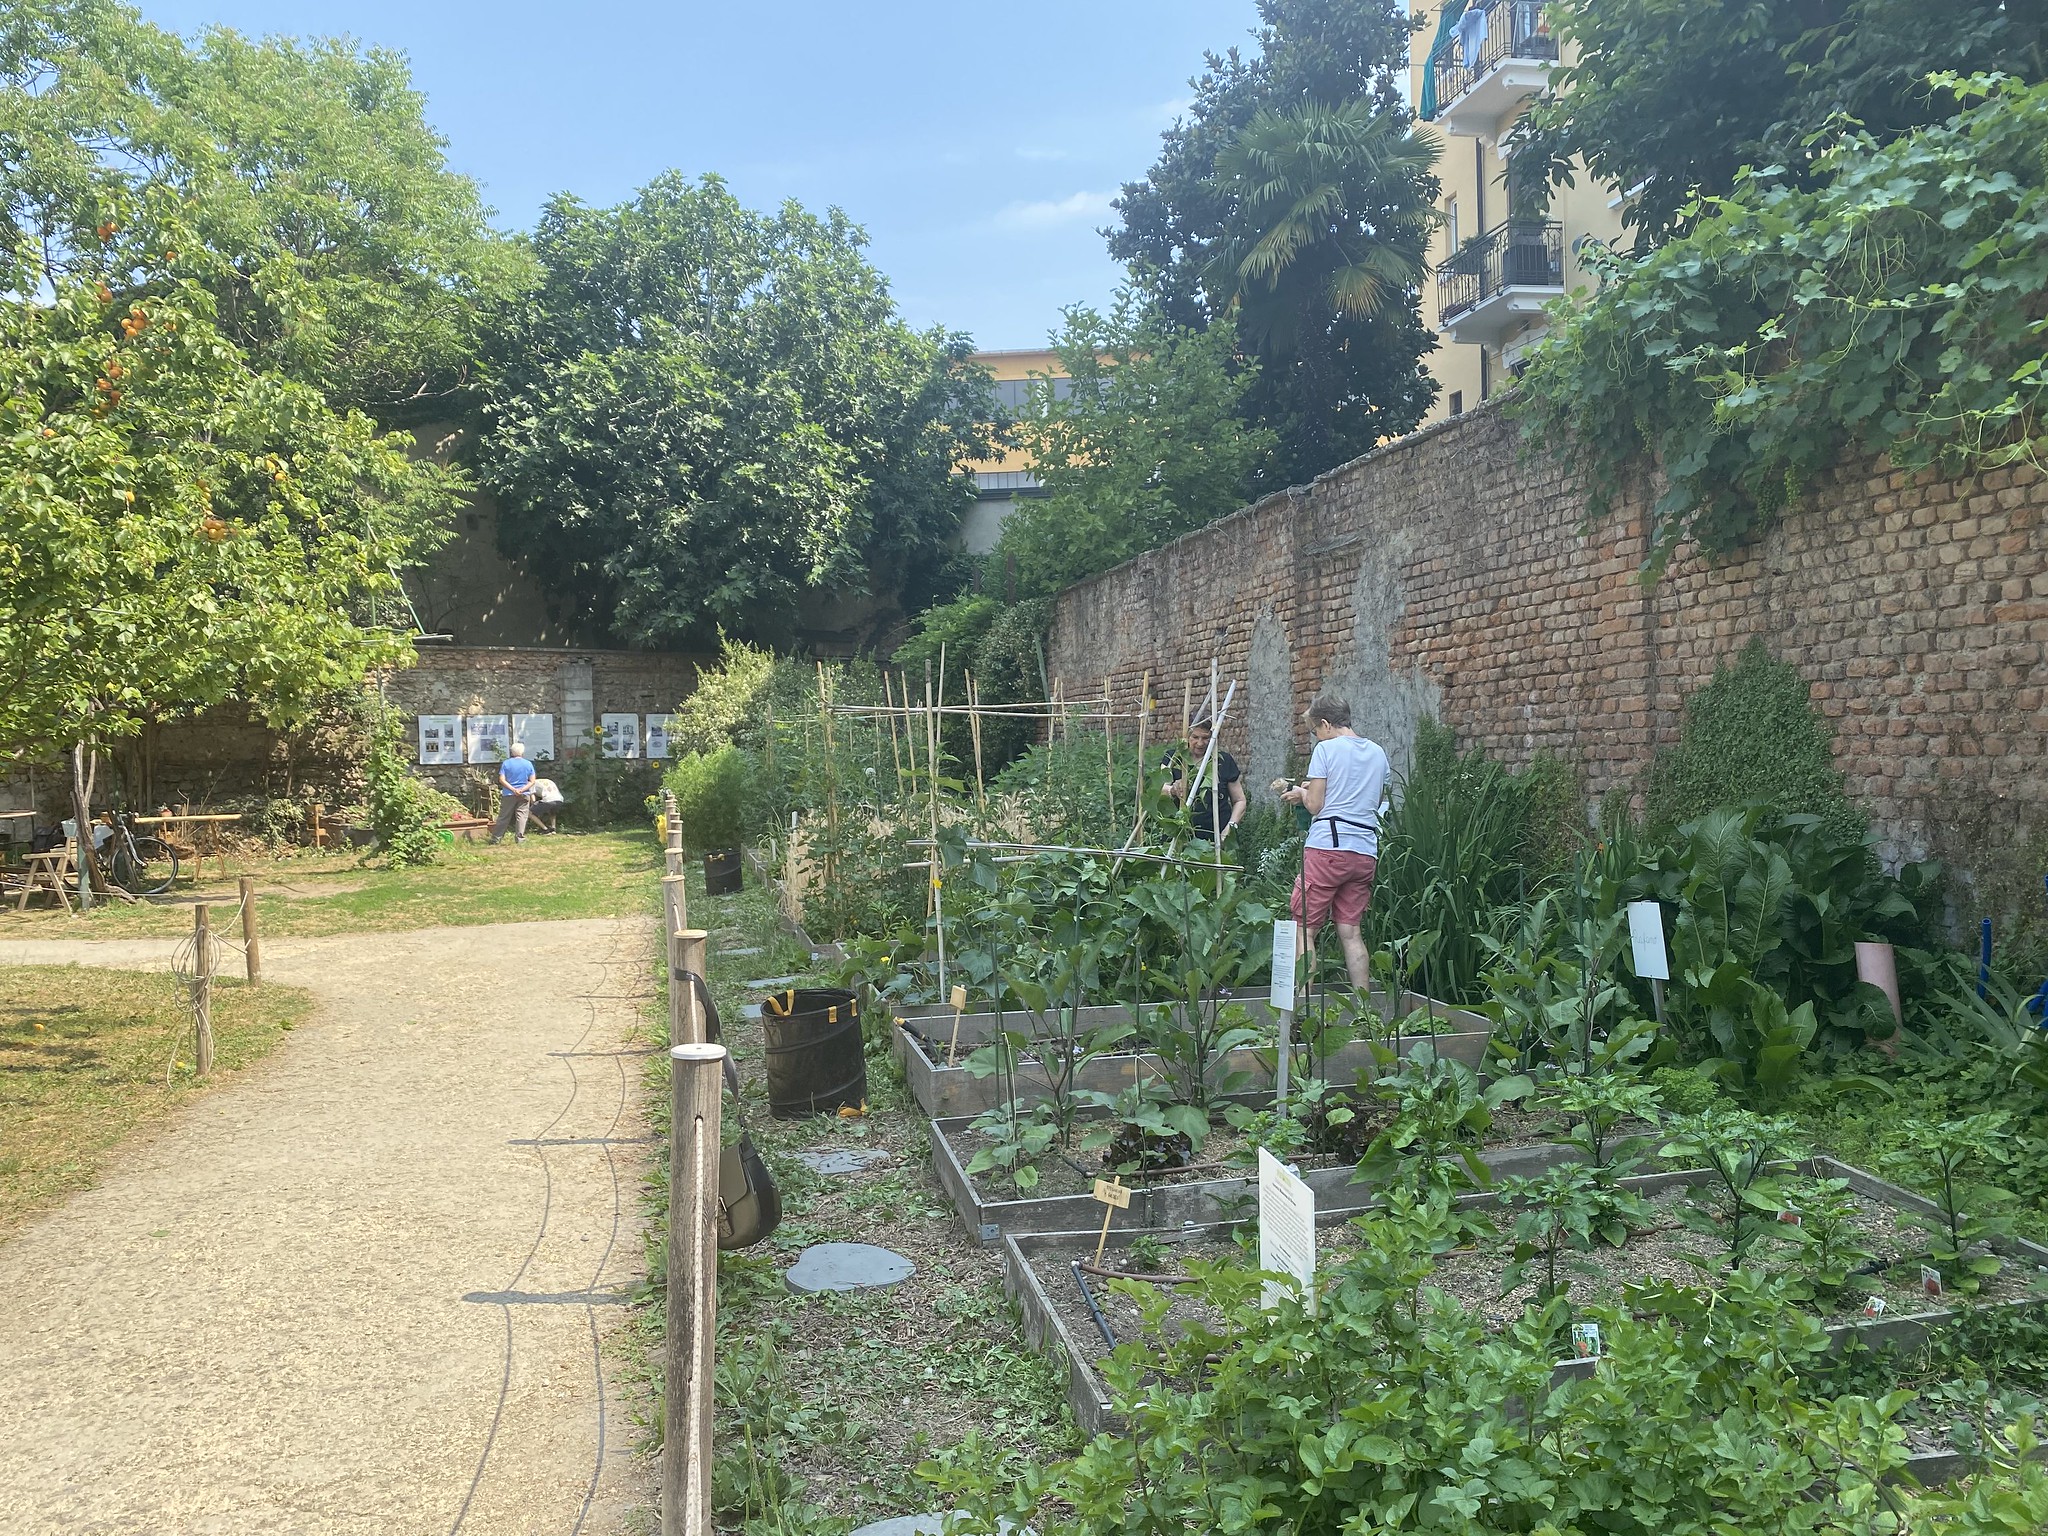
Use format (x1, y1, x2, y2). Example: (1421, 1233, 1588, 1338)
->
(670, 1042, 727, 1065)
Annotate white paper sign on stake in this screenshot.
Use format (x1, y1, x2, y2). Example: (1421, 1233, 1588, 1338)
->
(1257, 1148, 1316, 1315)
(1269, 919, 1298, 1015)
(1627, 900, 1670, 981)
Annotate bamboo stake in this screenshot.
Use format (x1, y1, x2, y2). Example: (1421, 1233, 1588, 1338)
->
(1131, 670, 1152, 847)
(882, 672, 904, 792)
(818, 663, 839, 901)
(925, 676, 946, 999)
(1102, 677, 1115, 837)
(966, 672, 986, 812)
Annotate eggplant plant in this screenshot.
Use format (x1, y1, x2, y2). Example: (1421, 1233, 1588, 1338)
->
(1122, 873, 1271, 1112)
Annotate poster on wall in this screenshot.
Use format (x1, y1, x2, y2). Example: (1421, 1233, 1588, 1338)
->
(417, 715, 463, 766)
(512, 713, 557, 762)
(466, 714, 511, 764)
(645, 714, 673, 759)
(599, 713, 641, 759)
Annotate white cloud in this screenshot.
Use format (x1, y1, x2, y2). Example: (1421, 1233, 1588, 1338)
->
(990, 190, 1116, 231)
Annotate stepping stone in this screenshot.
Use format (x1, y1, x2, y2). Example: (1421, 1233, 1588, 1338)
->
(785, 1242, 914, 1294)
(745, 974, 803, 990)
(741, 1003, 762, 1021)
(795, 1147, 890, 1177)
(724, 946, 764, 957)
(851, 1517, 1022, 1536)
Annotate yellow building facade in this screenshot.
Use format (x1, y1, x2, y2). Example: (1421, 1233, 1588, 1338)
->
(1411, 0, 1625, 426)
(961, 347, 1069, 555)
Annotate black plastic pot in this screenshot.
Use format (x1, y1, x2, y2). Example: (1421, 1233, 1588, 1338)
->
(761, 987, 867, 1119)
(704, 848, 743, 895)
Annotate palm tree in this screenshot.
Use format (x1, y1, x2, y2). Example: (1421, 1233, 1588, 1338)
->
(1204, 99, 1441, 354)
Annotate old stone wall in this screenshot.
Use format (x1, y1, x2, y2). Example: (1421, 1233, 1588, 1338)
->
(1046, 402, 2048, 910)
(0, 645, 705, 825)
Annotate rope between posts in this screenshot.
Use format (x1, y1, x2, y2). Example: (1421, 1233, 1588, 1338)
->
(163, 889, 251, 1082)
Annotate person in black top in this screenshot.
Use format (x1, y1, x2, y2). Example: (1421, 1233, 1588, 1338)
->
(1164, 711, 1245, 842)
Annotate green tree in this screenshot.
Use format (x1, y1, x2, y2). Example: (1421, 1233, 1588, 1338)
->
(994, 296, 1275, 599)
(1516, 0, 2048, 249)
(476, 172, 995, 648)
(1109, 0, 1439, 483)
(0, 0, 530, 419)
(0, 256, 460, 889)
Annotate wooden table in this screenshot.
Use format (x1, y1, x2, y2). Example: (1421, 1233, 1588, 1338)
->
(134, 813, 244, 878)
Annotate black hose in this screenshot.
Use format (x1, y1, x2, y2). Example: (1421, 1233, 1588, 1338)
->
(1072, 1261, 1118, 1348)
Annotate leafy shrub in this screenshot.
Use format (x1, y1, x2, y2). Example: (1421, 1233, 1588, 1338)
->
(364, 725, 448, 866)
(669, 635, 779, 755)
(665, 746, 757, 850)
(563, 752, 661, 828)
(1645, 640, 1861, 843)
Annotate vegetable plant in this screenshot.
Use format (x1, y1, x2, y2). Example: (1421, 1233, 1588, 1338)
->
(1495, 1161, 1614, 1304)
(1659, 1106, 1801, 1270)
(1882, 1114, 2015, 1292)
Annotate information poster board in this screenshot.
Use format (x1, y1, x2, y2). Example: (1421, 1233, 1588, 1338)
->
(512, 713, 556, 762)
(645, 714, 673, 759)
(465, 714, 511, 764)
(417, 715, 462, 766)
(1257, 1148, 1316, 1315)
(599, 712, 641, 759)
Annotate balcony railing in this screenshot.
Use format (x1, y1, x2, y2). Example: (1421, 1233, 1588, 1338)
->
(1437, 220, 1563, 324)
(1427, 0, 1558, 119)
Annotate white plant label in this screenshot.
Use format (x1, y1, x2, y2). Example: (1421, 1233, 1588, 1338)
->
(1627, 900, 1670, 981)
(1269, 920, 1299, 1015)
(1257, 1148, 1316, 1315)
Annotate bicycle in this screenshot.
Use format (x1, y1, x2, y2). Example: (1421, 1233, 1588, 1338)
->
(102, 810, 180, 897)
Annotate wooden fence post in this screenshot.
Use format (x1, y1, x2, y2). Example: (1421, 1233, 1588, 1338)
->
(239, 875, 261, 984)
(664, 1041, 725, 1536)
(662, 871, 689, 941)
(193, 904, 214, 1078)
(673, 929, 709, 1045)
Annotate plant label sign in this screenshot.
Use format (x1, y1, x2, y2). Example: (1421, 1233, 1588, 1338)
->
(1091, 1178, 1132, 1210)
(1269, 920, 1298, 1014)
(1257, 1148, 1316, 1316)
(1627, 901, 1670, 981)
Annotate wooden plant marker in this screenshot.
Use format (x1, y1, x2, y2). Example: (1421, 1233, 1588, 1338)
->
(945, 984, 969, 1066)
(1091, 1176, 1131, 1267)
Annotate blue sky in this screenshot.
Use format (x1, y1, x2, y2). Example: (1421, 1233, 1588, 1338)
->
(144, 0, 1269, 349)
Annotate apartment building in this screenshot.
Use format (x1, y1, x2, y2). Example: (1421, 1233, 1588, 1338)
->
(959, 347, 1071, 555)
(1412, 0, 1624, 426)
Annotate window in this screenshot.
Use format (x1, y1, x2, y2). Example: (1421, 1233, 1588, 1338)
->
(988, 375, 1076, 412)
(1445, 196, 1459, 253)
(1448, 391, 1463, 416)
(974, 470, 1043, 496)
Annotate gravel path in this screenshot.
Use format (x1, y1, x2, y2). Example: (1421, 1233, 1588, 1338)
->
(0, 917, 658, 1535)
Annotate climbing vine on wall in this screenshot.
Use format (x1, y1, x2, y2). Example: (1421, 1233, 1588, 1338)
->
(1514, 75, 2048, 574)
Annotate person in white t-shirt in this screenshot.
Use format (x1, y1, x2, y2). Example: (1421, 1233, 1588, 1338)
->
(1279, 694, 1390, 987)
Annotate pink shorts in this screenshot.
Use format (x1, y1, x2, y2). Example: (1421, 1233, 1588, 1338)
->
(1291, 848, 1377, 931)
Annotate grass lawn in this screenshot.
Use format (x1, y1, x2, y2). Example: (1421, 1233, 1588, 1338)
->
(2, 828, 663, 939)
(0, 965, 314, 1238)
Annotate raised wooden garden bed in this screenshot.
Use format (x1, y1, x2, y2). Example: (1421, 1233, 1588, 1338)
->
(934, 1114, 1570, 1244)
(999, 1155, 2048, 1454)
(891, 989, 1492, 1120)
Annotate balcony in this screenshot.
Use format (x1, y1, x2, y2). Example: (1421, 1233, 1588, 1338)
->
(1426, 0, 1558, 139)
(1436, 220, 1563, 344)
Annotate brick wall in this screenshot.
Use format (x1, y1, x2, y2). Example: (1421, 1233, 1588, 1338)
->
(1046, 403, 2048, 909)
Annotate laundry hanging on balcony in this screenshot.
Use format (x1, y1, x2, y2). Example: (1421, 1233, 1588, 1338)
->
(1457, 0, 1489, 71)
(1419, 0, 1465, 119)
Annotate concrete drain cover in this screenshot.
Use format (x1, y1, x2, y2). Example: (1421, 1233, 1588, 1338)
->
(795, 1148, 890, 1177)
(785, 1242, 914, 1294)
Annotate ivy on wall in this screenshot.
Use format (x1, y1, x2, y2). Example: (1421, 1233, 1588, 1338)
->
(1515, 75, 2048, 574)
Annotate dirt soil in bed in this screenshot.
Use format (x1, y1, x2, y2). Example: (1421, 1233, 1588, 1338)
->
(1041, 1181, 2048, 1378)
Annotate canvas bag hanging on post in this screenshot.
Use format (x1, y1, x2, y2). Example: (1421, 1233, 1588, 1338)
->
(677, 970, 782, 1249)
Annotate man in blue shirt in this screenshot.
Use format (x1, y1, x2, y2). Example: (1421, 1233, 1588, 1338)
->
(491, 743, 538, 844)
